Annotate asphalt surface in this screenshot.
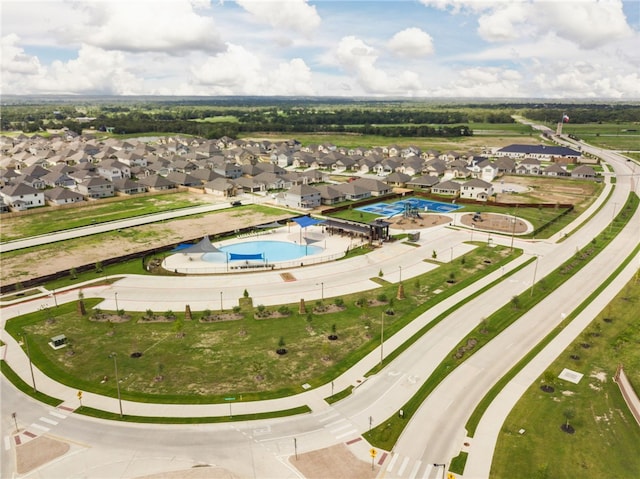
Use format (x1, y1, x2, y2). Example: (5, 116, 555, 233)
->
(1, 133, 638, 479)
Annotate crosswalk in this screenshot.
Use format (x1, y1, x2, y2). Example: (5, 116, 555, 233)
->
(5, 404, 74, 448)
(315, 409, 359, 441)
(382, 453, 443, 479)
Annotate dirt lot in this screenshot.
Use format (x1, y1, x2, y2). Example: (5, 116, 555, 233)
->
(1, 208, 294, 289)
(494, 175, 600, 204)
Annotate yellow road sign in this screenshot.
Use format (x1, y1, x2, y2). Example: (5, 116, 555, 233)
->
(77, 391, 83, 399)
(370, 448, 377, 458)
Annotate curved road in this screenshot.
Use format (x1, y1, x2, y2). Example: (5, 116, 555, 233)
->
(1, 133, 638, 479)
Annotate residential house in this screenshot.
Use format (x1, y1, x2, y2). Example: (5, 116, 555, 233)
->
(138, 174, 177, 191)
(112, 178, 147, 194)
(165, 171, 202, 187)
(283, 184, 322, 209)
(431, 180, 461, 197)
(515, 158, 541, 175)
(352, 178, 391, 197)
(0, 182, 45, 210)
(571, 165, 597, 180)
(204, 178, 241, 197)
(385, 172, 412, 187)
(460, 179, 493, 201)
(335, 182, 371, 201)
(406, 175, 439, 190)
(541, 163, 568, 177)
(76, 177, 114, 198)
(496, 144, 581, 162)
(315, 184, 346, 205)
(45, 186, 84, 205)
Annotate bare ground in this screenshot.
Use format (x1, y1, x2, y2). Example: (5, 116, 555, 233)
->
(289, 444, 379, 479)
(16, 435, 70, 475)
(1, 209, 294, 288)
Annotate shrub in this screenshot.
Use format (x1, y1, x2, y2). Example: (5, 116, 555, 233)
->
(334, 298, 344, 308)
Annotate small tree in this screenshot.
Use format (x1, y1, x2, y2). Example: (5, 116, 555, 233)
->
(145, 309, 155, 319)
(511, 295, 521, 310)
(95, 261, 103, 273)
(243, 289, 249, 298)
(562, 408, 575, 433)
(432, 250, 437, 259)
(70, 267, 78, 279)
(77, 289, 86, 316)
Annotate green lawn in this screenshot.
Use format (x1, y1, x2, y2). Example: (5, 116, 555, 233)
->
(4, 244, 517, 405)
(490, 274, 640, 479)
(0, 192, 206, 242)
(560, 123, 640, 151)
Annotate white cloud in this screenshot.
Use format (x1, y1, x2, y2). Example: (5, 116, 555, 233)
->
(432, 66, 525, 97)
(1, 34, 43, 76)
(538, 0, 634, 49)
(190, 44, 314, 95)
(235, 0, 321, 33)
(68, 0, 224, 54)
(388, 28, 435, 57)
(335, 36, 424, 95)
(429, 0, 635, 49)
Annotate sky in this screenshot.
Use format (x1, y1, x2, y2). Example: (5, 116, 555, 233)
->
(2, 0, 640, 98)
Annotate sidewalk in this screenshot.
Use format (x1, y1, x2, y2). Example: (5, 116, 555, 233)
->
(0, 225, 530, 419)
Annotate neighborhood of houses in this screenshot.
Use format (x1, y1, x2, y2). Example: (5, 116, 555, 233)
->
(0, 132, 599, 213)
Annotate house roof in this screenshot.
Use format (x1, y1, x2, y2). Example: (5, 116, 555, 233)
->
(499, 144, 580, 157)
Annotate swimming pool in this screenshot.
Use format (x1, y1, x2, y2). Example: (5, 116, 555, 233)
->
(202, 240, 322, 263)
(357, 198, 462, 216)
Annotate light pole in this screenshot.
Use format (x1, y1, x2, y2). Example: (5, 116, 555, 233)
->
(220, 291, 223, 311)
(23, 334, 37, 393)
(109, 353, 123, 418)
(51, 289, 58, 307)
(114, 292, 119, 313)
(380, 311, 384, 366)
(399, 265, 402, 283)
(510, 214, 517, 251)
(530, 255, 539, 297)
(11, 412, 18, 433)
(317, 282, 324, 302)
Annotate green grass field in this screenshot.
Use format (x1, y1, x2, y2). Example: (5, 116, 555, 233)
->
(560, 122, 640, 151)
(4, 244, 517, 404)
(0, 192, 206, 242)
(490, 273, 640, 479)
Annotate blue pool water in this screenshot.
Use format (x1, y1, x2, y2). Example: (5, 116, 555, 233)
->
(357, 198, 462, 216)
(202, 240, 322, 263)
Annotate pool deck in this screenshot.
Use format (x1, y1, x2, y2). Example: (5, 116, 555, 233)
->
(162, 225, 360, 274)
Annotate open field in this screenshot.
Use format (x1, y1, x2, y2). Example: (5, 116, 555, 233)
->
(560, 122, 640, 151)
(240, 130, 544, 151)
(0, 191, 208, 242)
(491, 274, 640, 479)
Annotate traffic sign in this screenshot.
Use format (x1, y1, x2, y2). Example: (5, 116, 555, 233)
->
(370, 448, 377, 458)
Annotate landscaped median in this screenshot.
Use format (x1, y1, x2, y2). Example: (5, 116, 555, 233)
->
(363, 192, 639, 453)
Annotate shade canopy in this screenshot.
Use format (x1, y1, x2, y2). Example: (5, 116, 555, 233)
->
(181, 236, 221, 254)
(293, 216, 324, 228)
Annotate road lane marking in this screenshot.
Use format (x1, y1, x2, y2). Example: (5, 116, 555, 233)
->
(4, 436, 10, 451)
(325, 418, 346, 428)
(398, 456, 410, 475)
(421, 463, 433, 479)
(49, 411, 67, 419)
(330, 422, 353, 433)
(335, 429, 358, 440)
(387, 453, 399, 472)
(40, 417, 58, 425)
(31, 423, 49, 432)
(408, 460, 422, 479)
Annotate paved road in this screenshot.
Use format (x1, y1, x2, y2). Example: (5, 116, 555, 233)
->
(1, 134, 638, 479)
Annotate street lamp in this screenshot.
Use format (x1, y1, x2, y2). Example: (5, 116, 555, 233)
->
(316, 282, 324, 302)
(220, 291, 223, 311)
(380, 311, 384, 366)
(530, 255, 540, 297)
(51, 289, 58, 307)
(23, 334, 37, 393)
(399, 266, 402, 283)
(109, 353, 123, 418)
(510, 214, 517, 251)
(114, 292, 119, 313)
